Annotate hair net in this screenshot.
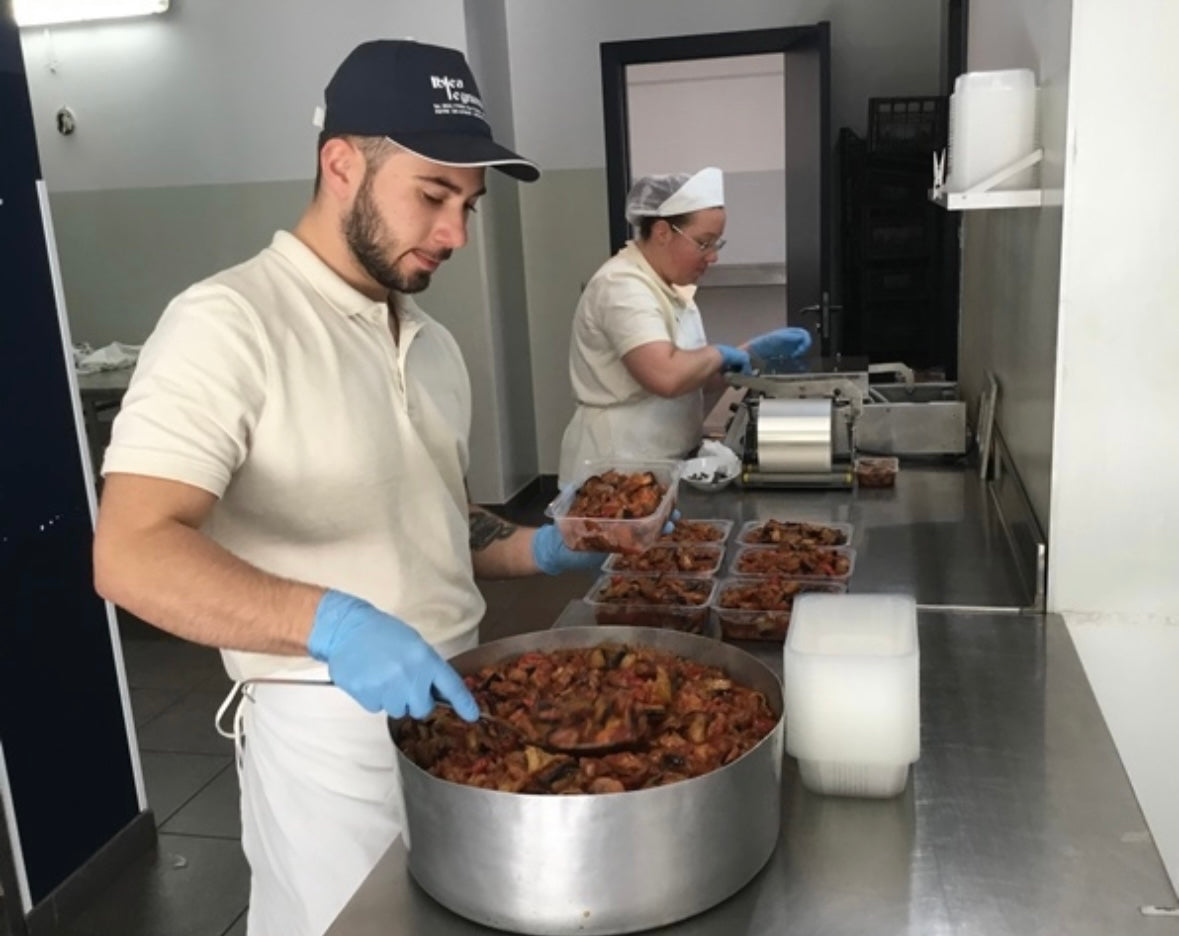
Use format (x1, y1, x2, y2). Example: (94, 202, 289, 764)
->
(623, 167, 725, 227)
(624, 173, 693, 226)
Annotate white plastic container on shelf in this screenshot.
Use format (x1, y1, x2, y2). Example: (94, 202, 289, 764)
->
(947, 68, 1037, 191)
(783, 593, 920, 797)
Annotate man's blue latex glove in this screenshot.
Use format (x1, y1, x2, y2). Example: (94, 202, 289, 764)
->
(532, 524, 608, 575)
(664, 508, 682, 535)
(747, 327, 812, 360)
(308, 590, 479, 722)
(714, 344, 753, 374)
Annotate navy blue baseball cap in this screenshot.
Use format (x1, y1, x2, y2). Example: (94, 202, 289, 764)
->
(318, 39, 539, 182)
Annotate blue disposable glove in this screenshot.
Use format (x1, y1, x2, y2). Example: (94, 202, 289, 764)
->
(532, 524, 608, 575)
(714, 344, 753, 374)
(664, 508, 682, 535)
(747, 327, 812, 360)
(308, 590, 479, 722)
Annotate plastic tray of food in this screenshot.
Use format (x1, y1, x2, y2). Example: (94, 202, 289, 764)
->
(545, 460, 681, 554)
(737, 518, 854, 548)
(730, 544, 856, 583)
(584, 573, 719, 636)
(712, 576, 847, 642)
(602, 543, 725, 577)
(854, 456, 899, 489)
(657, 518, 734, 546)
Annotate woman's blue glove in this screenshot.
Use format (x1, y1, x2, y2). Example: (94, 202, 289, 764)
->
(531, 524, 608, 575)
(308, 590, 479, 721)
(747, 327, 812, 360)
(714, 344, 753, 374)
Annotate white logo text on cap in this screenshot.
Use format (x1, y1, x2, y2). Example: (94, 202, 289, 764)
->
(430, 74, 486, 120)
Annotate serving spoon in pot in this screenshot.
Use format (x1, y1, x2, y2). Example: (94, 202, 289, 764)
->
(431, 698, 643, 757)
(219, 676, 640, 757)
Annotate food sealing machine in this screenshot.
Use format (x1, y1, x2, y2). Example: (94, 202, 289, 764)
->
(718, 357, 967, 489)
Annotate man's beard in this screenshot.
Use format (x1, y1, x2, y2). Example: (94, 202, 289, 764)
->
(344, 172, 449, 294)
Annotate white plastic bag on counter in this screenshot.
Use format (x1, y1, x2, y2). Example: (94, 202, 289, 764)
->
(74, 341, 142, 375)
(696, 439, 741, 473)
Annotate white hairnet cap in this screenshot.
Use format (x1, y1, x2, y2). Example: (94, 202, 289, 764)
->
(624, 167, 725, 227)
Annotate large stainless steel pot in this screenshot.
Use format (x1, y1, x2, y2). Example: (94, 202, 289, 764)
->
(388, 626, 784, 935)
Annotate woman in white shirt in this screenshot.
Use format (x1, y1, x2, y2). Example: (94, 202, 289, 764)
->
(558, 167, 811, 486)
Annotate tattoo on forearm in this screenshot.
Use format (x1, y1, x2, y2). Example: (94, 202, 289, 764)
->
(469, 510, 518, 551)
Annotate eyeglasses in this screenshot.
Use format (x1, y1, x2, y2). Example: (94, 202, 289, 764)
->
(670, 224, 726, 255)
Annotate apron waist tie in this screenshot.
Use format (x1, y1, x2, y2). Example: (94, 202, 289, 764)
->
(215, 681, 250, 774)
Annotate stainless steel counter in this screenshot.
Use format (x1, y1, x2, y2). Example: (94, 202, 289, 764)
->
(326, 470, 1176, 934)
(672, 468, 1031, 610)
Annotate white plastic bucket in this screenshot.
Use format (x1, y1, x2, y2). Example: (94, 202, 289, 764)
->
(947, 68, 1037, 192)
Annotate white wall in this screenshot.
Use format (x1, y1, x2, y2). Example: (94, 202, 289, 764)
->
(1038, 0, 1179, 894)
(957, 0, 1072, 531)
(507, 0, 944, 472)
(21, 0, 468, 191)
(626, 55, 786, 175)
(1048, 0, 1179, 617)
(22, 0, 947, 486)
(506, 0, 944, 171)
(19, 0, 540, 502)
(627, 55, 786, 268)
(463, 0, 540, 499)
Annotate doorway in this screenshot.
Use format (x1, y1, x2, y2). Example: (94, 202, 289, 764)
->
(600, 25, 832, 354)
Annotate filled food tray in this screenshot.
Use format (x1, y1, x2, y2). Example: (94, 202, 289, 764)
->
(737, 518, 854, 548)
(854, 456, 899, 489)
(730, 544, 856, 583)
(657, 518, 734, 545)
(584, 573, 718, 636)
(545, 460, 681, 554)
(713, 576, 847, 642)
(602, 543, 725, 577)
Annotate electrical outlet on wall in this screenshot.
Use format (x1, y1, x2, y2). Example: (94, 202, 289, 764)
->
(55, 105, 76, 135)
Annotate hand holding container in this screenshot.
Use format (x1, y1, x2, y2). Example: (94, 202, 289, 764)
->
(546, 460, 681, 554)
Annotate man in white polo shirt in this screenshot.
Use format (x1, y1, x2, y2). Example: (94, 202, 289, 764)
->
(93, 40, 600, 936)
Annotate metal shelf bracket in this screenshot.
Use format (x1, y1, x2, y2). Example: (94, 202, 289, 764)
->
(929, 148, 1043, 210)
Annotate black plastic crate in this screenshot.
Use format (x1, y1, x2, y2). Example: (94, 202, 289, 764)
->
(868, 97, 947, 156)
(862, 264, 932, 303)
(861, 299, 929, 353)
(862, 207, 933, 260)
(861, 167, 929, 206)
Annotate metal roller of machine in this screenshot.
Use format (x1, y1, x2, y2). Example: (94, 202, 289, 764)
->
(720, 359, 967, 488)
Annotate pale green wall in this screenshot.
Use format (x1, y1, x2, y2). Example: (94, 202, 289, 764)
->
(50, 180, 309, 347)
(518, 168, 612, 474)
(958, 0, 1073, 534)
(415, 230, 514, 505)
(48, 178, 520, 503)
(476, 170, 539, 498)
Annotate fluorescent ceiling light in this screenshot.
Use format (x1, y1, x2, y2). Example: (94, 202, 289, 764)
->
(13, 0, 170, 27)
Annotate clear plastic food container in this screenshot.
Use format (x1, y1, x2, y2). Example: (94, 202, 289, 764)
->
(584, 573, 718, 636)
(730, 544, 856, 583)
(602, 544, 725, 577)
(712, 576, 847, 642)
(783, 593, 920, 798)
(545, 460, 681, 554)
(657, 518, 734, 546)
(736, 519, 854, 548)
(854, 456, 899, 489)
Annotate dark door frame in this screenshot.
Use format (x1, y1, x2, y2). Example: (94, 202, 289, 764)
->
(942, 0, 968, 379)
(600, 24, 832, 297)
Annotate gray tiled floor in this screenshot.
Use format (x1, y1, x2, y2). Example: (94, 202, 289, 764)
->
(61, 486, 581, 936)
(62, 834, 250, 936)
